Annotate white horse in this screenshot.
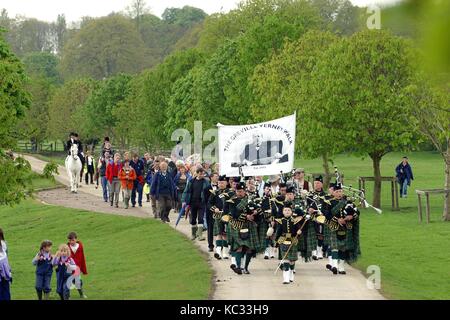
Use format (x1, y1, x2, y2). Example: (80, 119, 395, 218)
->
(65, 144, 82, 193)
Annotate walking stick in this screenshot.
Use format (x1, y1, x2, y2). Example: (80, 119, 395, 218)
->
(274, 217, 309, 275)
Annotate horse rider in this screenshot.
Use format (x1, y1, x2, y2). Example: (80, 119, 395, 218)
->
(66, 133, 85, 179)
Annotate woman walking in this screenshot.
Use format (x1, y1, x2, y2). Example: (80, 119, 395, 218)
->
(106, 153, 122, 208)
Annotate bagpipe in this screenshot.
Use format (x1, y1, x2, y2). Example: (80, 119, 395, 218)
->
(334, 166, 382, 214)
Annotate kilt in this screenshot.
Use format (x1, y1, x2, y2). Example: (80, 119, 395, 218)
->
(279, 243, 298, 261)
(257, 220, 271, 252)
(228, 222, 260, 252)
(213, 218, 226, 236)
(323, 223, 332, 247)
(298, 221, 317, 261)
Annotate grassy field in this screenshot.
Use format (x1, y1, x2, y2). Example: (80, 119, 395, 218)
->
(28, 172, 62, 190)
(0, 199, 212, 300)
(27, 153, 66, 167)
(296, 151, 450, 299)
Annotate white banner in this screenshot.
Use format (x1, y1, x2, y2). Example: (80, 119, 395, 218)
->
(217, 113, 296, 177)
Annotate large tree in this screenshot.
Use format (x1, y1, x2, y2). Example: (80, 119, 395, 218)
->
(59, 15, 148, 80)
(310, 30, 419, 208)
(0, 30, 32, 205)
(408, 82, 450, 220)
(79, 74, 132, 146)
(16, 74, 53, 150)
(251, 30, 342, 186)
(47, 78, 97, 143)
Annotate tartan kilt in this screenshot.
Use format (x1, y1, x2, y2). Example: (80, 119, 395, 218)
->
(298, 221, 317, 261)
(328, 229, 349, 251)
(228, 222, 260, 252)
(257, 220, 271, 252)
(213, 218, 226, 236)
(323, 223, 332, 247)
(279, 243, 298, 261)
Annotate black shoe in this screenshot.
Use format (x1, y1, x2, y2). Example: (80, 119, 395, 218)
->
(326, 264, 332, 270)
(312, 256, 318, 261)
(264, 256, 269, 260)
(332, 267, 338, 275)
(132, 204, 136, 208)
(243, 269, 250, 274)
(110, 202, 113, 206)
(208, 247, 214, 252)
(214, 253, 222, 260)
(233, 267, 242, 275)
(139, 204, 142, 207)
(339, 271, 346, 275)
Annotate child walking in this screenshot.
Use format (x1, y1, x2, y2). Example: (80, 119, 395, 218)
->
(0, 228, 12, 301)
(52, 244, 76, 300)
(118, 159, 137, 209)
(32, 240, 53, 300)
(67, 232, 88, 298)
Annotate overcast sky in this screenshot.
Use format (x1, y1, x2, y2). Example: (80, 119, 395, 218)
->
(1, 0, 400, 23)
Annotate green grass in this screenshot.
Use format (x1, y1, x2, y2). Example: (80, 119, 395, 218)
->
(0, 200, 212, 300)
(28, 172, 62, 190)
(296, 151, 450, 299)
(28, 154, 66, 167)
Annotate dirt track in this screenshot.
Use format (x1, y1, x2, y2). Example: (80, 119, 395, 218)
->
(24, 154, 384, 300)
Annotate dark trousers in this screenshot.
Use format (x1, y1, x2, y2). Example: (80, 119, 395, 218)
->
(206, 211, 214, 249)
(35, 271, 52, 293)
(85, 165, 94, 184)
(156, 194, 172, 221)
(0, 278, 11, 301)
(131, 181, 143, 206)
(189, 201, 205, 226)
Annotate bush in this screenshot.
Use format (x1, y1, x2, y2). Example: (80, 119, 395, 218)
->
(42, 161, 59, 181)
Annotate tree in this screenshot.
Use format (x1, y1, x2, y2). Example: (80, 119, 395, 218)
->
(117, 48, 203, 151)
(59, 15, 148, 80)
(251, 30, 341, 186)
(8, 17, 54, 56)
(79, 74, 132, 145)
(47, 78, 97, 143)
(407, 77, 450, 220)
(16, 74, 53, 150)
(0, 30, 32, 205)
(22, 51, 60, 84)
(52, 14, 67, 55)
(310, 30, 419, 208)
(126, 0, 150, 31)
(162, 6, 207, 26)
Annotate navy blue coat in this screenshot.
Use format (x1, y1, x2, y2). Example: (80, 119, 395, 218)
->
(395, 162, 414, 185)
(150, 171, 176, 199)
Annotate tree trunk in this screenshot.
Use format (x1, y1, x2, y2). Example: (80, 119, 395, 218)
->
(443, 155, 450, 221)
(371, 153, 382, 209)
(322, 152, 331, 189)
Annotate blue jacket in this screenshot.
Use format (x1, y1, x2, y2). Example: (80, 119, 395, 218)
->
(150, 171, 176, 199)
(395, 162, 414, 184)
(130, 159, 145, 177)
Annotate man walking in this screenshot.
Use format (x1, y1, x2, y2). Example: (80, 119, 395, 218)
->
(182, 167, 211, 241)
(150, 161, 175, 222)
(396, 156, 414, 198)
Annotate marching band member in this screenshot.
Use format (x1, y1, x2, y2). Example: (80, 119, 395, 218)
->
(208, 175, 231, 260)
(306, 176, 329, 260)
(268, 205, 303, 284)
(223, 182, 259, 275)
(326, 183, 361, 275)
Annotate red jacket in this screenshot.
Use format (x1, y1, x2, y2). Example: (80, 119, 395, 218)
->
(105, 162, 122, 184)
(68, 241, 88, 275)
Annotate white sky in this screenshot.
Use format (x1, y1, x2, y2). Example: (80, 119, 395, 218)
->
(0, 0, 400, 23)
